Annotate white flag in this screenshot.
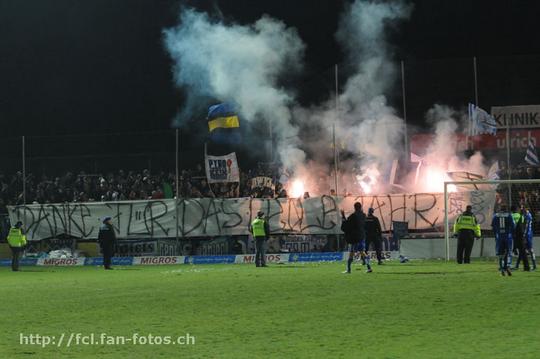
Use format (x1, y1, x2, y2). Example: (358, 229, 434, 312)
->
(469, 103, 497, 136)
(487, 162, 500, 180)
(204, 152, 240, 183)
(525, 138, 540, 166)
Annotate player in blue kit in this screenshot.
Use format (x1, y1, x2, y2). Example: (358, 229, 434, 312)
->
(522, 207, 537, 271)
(491, 206, 515, 276)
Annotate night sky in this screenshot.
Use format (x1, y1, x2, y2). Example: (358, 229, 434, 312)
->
(1, 0, 540, 156)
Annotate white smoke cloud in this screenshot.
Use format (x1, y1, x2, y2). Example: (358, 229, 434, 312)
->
(164, 9, 306, 168)
(425, 105, 486, 174)
(164, 1, 485, 195)
(406, 104, 487, 192)
(290, 0, 411, 194)
(336, 1, 411, 173)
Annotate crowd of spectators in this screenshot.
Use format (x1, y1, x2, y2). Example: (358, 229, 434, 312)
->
(494, 164, 540, 211)
(498, 165, 540, 180)
(4, 160, 540, 214)
(0, 169, 175, 212)
(0, 163, 310, 213)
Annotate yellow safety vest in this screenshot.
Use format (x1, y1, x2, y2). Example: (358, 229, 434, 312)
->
(512, 212, 523, 226)
(453, 214, 481, 237)
(7, 227, 27, 247)
(251, 218, 266, 237)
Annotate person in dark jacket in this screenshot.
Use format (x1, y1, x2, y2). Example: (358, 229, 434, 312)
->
(512, 205, 530, 271)
(98, 216, 116, 270)
(341, 202, 371, 274)
(365, 208, 384, 265)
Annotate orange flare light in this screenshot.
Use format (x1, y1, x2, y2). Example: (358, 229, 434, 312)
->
(290, 179, 305, 198)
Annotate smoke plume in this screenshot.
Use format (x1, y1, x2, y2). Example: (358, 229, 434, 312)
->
(165, 1, 485, 195)
(164, 8, 306, 168)
(292, 0, 412, 194)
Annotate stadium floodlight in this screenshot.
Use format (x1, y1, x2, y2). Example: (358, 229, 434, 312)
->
(444, 178, 540, 261)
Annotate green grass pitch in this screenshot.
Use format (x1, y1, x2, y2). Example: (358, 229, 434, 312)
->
(1, 260, 539, 358)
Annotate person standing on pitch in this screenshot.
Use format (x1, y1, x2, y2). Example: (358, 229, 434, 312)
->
(365, 207, 384, 265)
(453, 205, 481, 264)
(6, 221, 27, 272)
(524, 207, 537, 270)
(98, 216, 116, 270)
(249, 211, 269, 267)
(517, 207, 536, 271)
(492, 205, 515, 276)
(341, 202, 370, 274)
(510, 205, 528, 271)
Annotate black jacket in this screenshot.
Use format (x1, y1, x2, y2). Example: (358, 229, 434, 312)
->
(341, 210, 366, 244)
(365, 214, 382, 240)
(98, 223, 116, 248)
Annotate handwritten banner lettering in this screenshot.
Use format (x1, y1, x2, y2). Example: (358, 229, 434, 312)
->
(8, 191, 495, 241)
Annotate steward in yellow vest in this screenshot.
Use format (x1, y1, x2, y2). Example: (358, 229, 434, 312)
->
(6, 221, 27, 271)
(453, 205, 481, 264)
(249, 211, 269, 267)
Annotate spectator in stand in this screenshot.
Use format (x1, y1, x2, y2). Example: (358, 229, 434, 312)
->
(525, 167, 537, 179)
(0, 164, 348, 206)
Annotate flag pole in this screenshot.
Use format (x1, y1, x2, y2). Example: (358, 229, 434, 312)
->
(333, 64, 339, 197)
(467, 57, 480, 153)
(268, 119, 273, 163)
(473, 56, 479, 107)
(22, 136, 26, 205)
(401, 60, 409, 157)
(506, 124, 512, 208)
(204, 142, 217, 198)
(414, 161, 422, 185)
(175, 128, 180, 252)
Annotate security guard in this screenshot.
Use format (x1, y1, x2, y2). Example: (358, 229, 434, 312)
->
(453, 205, 481, 264)
(98, 216, 116, 270)
(249, 211, 269, 267)
(6, 221, 27, 271)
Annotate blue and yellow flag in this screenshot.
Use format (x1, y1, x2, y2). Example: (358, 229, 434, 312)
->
(207, 103, 241, 144)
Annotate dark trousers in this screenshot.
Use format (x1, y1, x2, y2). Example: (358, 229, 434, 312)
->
(515, 242, 530, 270)
(457, 237, 474, 264)
(102, 245, 114, 269)
(255, 237, 266, 267)
(365, 237, 383, 263)
(10, 246, 22, 271)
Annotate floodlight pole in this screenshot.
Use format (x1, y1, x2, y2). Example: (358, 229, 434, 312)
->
(334, 64, 341, 251)
(22, 136, 26, 205)
(444, 182, 449, 261)
(506, 126, 512, 208)
(333, 64, 339, 196)
(175, 129, 180, 253)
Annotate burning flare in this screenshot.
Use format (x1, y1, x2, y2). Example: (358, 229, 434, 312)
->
(422, 168, 457, 193)
(290, 179, 306, 198)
